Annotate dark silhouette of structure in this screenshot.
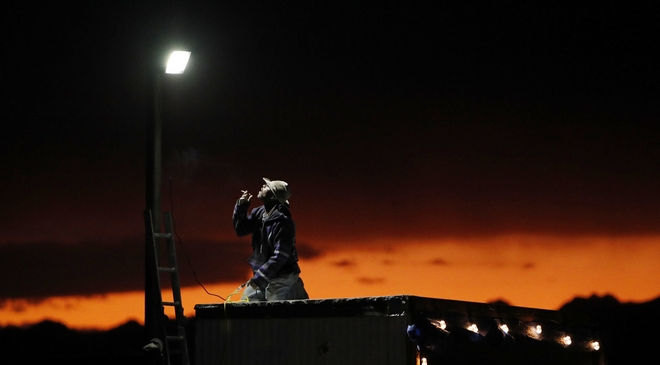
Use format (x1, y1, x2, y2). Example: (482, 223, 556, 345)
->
(2, 294, 658, 364)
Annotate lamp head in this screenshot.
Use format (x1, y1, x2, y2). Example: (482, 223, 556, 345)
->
(165, 51, 191, 74)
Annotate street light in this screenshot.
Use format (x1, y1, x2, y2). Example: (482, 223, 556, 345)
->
(146, 50, 191, 232)
(145, 49, 190, 345)
(166, 51, 191, 74)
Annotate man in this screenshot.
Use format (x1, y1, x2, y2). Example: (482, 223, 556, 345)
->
(233, 177, 309, 301)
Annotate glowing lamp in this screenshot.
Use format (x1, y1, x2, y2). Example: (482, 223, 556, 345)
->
(166, 51, 191, 74)
(467, 324, 479, 333)
(430, 319, 447, 331)
(561, 335, 572, 346)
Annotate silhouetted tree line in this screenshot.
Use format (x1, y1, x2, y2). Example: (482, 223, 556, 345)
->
(559, 294, 660, 364)
(0, 319, 148, 364)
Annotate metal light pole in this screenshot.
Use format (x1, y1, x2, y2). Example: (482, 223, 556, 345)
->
(145, 50, 191, 343)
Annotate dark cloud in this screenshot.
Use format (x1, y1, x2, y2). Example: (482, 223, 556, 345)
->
(430, 259, 450, 266)
(1, 300, 35, 313)
(295, 241, 323, 259)
(332, 259, 356, 268)
(356, 277, 386, 285)
(0, 238, 253, 302)
(5, 4, 660, 239)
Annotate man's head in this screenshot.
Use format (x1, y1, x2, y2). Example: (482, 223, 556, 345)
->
(257, 177, 291, 205)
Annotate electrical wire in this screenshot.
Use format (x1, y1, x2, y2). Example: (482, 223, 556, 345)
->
(167, 176, 227, 301)
(225, 282, 250, 303)
(167, 176, 253, 365)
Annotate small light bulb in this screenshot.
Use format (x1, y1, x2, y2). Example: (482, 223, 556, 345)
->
(421, 357, 428, 365)
(535, 325, 542, 334)
(561, 335, 572, 346)
(499, 324, 509, 333)
(590, 341, 600, 351)
(468, 324, 479, 333)
(430, 319, 447, 330)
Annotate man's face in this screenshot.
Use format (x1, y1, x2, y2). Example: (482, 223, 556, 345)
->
(257, 183, 273, 200)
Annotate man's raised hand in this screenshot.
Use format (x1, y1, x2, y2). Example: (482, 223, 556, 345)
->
(238, 190, 253, 206)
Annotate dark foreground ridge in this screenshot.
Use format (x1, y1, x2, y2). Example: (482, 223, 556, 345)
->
(0, 320, 148, 365)
(0, 295, 658, 364)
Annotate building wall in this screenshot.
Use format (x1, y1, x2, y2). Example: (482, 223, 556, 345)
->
(195, 315, 411, 365)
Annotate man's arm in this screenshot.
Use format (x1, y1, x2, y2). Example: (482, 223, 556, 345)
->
(232, 190, 256, 236)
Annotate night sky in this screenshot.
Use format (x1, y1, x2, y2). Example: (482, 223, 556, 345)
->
(2, 1, 659, 328)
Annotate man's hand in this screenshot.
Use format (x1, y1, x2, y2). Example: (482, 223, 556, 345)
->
(238, 190, 253, 206)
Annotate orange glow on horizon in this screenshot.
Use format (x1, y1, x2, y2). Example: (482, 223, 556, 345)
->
(1, 235, 659, 330)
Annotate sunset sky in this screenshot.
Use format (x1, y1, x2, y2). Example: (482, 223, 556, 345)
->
(2, 2, 659, 330)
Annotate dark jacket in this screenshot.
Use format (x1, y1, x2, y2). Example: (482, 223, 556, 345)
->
(233, 202, 301, 289)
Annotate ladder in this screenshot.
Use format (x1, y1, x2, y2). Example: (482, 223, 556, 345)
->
(145, 210, 190, 365)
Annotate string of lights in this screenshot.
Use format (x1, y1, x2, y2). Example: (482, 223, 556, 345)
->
(408, 308, 602, 365)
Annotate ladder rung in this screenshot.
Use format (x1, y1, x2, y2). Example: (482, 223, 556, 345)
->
(162, 301, 181, 307)
(158, 267, 176, 273)
(153, 232, 173, 239)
